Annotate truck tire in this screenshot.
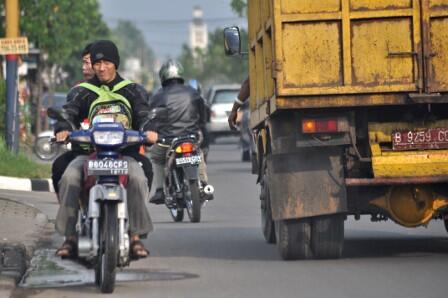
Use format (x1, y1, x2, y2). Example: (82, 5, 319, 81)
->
(311, 214, 344, 259)
(275, 218, 312, 260)
(444, 217, 448, 233)
(260, 164, 276, 244)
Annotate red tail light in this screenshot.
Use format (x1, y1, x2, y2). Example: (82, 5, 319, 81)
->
(302, 118, 348, 134)
(176, 142, 194, 153)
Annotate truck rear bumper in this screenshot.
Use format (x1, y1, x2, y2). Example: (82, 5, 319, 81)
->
(346, 175, 448, 186)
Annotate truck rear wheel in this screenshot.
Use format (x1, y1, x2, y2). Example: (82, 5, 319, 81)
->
(444, 216, 448, 233)
(311, 214, 344, 259)
(275, 218, 312, 260)
(260, 163, 276, 244)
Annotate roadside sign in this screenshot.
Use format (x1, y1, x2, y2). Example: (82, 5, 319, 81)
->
(0, 37, 29, 55)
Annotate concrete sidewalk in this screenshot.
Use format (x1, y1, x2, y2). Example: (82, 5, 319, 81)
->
(0, 197, 50, 297)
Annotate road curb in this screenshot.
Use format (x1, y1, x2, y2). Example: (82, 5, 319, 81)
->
(0, 197, 51, 296)
(0, 176, 54, 192)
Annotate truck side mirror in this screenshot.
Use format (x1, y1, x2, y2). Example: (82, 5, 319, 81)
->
(224, 26, 242, 56)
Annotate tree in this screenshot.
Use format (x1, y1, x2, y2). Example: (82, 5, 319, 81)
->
(111, 21, 155, 88)
(1, 1, 110, 135)
(178, 28, 248, 89)
(231, 0, 247, 17)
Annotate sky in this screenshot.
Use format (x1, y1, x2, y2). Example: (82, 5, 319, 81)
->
(98, 0, 246, 61)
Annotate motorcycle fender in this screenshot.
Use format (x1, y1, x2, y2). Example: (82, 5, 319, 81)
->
(182, 165, 199, 180)
(88, 185, 101, 218)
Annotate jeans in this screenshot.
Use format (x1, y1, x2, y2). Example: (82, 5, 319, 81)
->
(55, 155, 153, 238)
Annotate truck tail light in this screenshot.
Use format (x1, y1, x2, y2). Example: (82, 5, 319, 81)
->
(302, 117, 349, 134)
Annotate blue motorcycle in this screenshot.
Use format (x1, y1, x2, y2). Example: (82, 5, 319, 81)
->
(47, 107, 154, 293)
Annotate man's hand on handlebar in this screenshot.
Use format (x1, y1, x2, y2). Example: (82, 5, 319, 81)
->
(146, 131, 158, 144)
(56, 130, 70, 142)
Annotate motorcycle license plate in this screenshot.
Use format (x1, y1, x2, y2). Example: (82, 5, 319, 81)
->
(175, 155, 201, 166)
(392, 128, 448, 150)
(87, 159, 129, 176)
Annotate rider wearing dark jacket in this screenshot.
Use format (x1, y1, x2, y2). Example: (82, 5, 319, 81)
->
(54, 40, 155, 259)
(149, 79, 206, 139)
(148, 59, 208, 204)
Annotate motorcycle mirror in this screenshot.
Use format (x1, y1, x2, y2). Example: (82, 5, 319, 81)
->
(47, 107, 77, 131)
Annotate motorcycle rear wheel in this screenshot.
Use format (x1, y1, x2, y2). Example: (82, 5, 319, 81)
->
(186, 180, 201, 223)
(95, 203, 118, 293)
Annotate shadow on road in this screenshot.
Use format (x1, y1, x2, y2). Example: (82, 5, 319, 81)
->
(150, 225, 448, 261)
(343, 236, 448, 259)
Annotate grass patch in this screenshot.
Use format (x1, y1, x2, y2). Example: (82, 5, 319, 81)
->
(0, 139, 51, 178)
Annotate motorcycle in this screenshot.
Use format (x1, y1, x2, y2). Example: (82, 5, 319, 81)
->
(47, 107, 153, 293)
(34, 130, 70, 161)
(161, 134, 214, 223)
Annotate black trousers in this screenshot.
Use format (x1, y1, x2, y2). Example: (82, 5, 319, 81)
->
(51, 150, 153, 195)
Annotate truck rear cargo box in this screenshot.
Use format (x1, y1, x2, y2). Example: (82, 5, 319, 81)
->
(248, 0, 448, 124)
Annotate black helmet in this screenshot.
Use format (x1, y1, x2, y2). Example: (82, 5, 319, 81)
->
(159, 59, 184, 85)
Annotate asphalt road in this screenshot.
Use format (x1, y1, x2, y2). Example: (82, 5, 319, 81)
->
(5, 140, 448, 298)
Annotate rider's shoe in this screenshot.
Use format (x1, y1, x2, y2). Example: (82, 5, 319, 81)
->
(149, 188, 165, 205)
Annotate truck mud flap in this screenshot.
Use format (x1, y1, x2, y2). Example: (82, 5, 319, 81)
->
(267, 147, 347, 220)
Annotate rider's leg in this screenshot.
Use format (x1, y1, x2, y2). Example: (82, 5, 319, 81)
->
(55, 155, 88, 257)
(199, 149, 208, 183)
(148, 144, 168, 204)
(148, 144, 167, 190)
(125, 156, 152, 258)
(124, 156, 153, 237)
(55, 155, 89, 237)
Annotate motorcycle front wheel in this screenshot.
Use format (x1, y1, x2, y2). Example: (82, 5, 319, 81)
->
(95, 203, 118, 293)
(169, 207, 185, 222)
(34, 137, 59, 161)
(185, 180, 201, 223)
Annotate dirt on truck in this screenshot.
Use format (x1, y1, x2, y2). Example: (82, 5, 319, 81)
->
(224, 0, 448, 260)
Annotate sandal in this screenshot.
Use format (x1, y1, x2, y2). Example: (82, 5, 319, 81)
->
(55, 239, 77, 259)
(130, 240, 150, 260)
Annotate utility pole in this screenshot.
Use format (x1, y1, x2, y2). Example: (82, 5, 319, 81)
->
(4, 0, 20, 153)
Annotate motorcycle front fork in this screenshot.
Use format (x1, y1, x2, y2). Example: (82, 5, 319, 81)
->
(78, 198, 129, 265)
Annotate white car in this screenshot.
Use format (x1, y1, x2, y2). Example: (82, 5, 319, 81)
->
(206, 84, 241, 141)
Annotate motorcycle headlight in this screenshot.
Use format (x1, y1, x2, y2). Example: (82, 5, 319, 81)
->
(93, 131, 124, 145)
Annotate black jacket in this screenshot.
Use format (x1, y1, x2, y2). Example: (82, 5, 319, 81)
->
(149, 80, 206, 139)
(55, 74, 150, 133)
(54, 74, 150, 153)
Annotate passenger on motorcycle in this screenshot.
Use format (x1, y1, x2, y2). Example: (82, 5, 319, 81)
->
(51, 43, 94, 195)
(148, 60, 210, 204)
(54, 40, 157, 259)
(51, 43, 153, 197)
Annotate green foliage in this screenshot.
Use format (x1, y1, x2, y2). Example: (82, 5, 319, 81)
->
(178, 28, 248, 88)
(231, 0, 247, 17)
(0, 138, 51, 178)
(19, 0, 110, 85)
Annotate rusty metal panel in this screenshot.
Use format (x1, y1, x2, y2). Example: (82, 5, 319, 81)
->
(351, 19, 415, 86)
(426, 0, 448, 92)
(267, 148, 347, 220)
(351, 0, 412, 11)
(273, 0, 421, 96)
(281, 0, 341, 14)
(282, 22, 343, 88)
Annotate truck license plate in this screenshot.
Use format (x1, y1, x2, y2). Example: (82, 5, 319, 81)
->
(176, 155, 201, 166)
(392, 128, 448, 150)
(87, 159, 129, 176)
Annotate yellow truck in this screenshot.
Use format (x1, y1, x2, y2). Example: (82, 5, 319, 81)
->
(224, 0, 448, 260)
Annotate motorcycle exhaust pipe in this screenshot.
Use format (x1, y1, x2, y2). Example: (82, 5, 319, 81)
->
(204, 184, 214, 195)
